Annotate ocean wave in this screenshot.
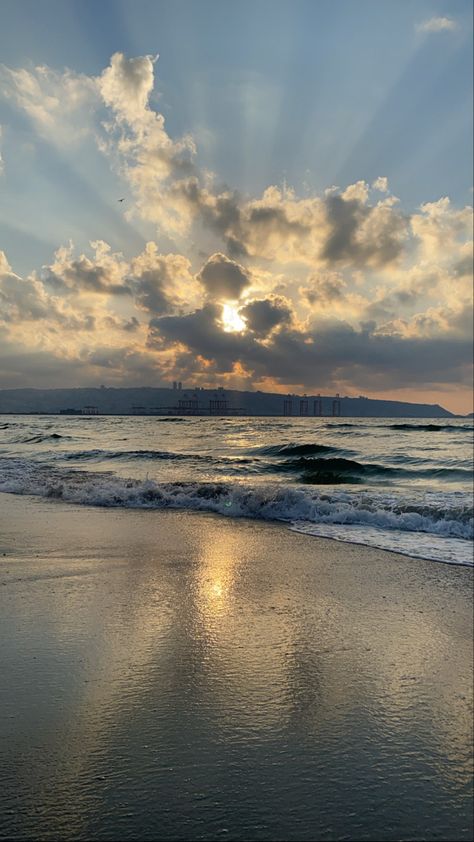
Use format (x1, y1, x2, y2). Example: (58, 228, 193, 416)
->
(155, 417, 189, 423)
(12, 433, 72, 444)
(388, 423, 473, 432)
(255, 442, 340, 456)
(318, 421, 473, 433)
(0, 458, 471, 547)
(62, 448, 208, 462)
(50, 449, 473, 484)
(60, 449, 257, 467)
(272, 456, 395, 483)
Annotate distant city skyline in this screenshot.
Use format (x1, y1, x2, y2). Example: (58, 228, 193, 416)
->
(0, 0, 472, 413)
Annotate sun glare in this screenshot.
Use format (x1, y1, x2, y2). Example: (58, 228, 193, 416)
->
(222, 303, 247, 333)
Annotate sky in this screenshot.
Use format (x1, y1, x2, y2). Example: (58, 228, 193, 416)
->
(0, 0, 472, 413)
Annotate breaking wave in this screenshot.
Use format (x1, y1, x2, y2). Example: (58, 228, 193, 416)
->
(0, 457, 471, 566)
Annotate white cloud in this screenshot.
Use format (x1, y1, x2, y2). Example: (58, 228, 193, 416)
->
(372, 176, 389, 193)
(416, 16, 457, 33)
(98, 52, 158, 124)
(0, 63, 98, 144)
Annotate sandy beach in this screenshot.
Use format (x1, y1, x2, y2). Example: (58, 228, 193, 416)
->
(0, 493, 472, 841)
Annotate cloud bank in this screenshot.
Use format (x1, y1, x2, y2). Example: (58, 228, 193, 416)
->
(0, 52, 472, 411)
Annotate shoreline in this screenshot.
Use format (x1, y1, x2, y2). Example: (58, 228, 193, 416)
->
(1, 493, 472, 841)
(0, 486, 472, 569)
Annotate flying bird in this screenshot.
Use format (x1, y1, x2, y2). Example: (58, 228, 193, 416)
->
(118, 197, 125, 203)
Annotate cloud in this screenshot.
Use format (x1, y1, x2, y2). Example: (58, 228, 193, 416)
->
(0, 251, 52, 321)
(0, 62, 98, 144)
(98, 52, 158, 124)
(416, 16, 457, 33)
(302, 271, 347, 305)
(0, 51, 472, 408)
(240, 297, 293, 336)
(42, 241, 131, 296)
(372, 176, 389, 193)
(0, 54, 412, 268)
(130, 242, 196, 314)
(174, 180, 409, 269)
(97, 53, 197, 236)
(146, 288, 472, 394)
(197, 252, 251, 300)
(411, 198, 473, 263)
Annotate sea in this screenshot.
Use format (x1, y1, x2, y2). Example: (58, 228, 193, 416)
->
(0, 414, 472, 566)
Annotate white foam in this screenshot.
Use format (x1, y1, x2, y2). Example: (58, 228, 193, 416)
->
(0, 457, 472, 566)
(290, 522, 472, 566)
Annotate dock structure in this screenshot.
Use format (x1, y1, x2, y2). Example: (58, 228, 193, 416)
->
(59, 406, 99, 415)
(299, 396, 309, 416)
(282, 393, 343, 417)
(177, 393, 200, 415)
(208, 391, 243, 416)
(145, 389, 244, 416)
(209, 391, 228, 415)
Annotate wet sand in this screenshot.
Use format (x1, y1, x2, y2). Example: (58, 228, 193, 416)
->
(0, 493, 472, 841)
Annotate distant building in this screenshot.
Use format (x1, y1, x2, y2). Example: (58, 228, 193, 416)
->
(59, 408, 82, 415)
(82, 406, 99, 415)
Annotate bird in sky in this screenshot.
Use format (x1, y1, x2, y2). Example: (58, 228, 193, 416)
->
(118, 197, 125, 202)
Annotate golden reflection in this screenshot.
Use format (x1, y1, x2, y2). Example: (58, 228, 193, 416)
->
(211, 580, 224, 598)
(193, 517, 300, 733)
(195, 520, 239, 621)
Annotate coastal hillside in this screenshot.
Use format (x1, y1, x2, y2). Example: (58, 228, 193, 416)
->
(0, 387, 454, 417)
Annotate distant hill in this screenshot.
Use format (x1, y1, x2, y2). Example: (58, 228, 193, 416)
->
(0, 387, 454, 418)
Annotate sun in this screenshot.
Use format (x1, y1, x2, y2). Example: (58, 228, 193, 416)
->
(221, 303, 247, 333)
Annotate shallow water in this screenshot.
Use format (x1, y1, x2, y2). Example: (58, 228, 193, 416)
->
(0, 414, 472, 565)
(0, 500, 472, 841)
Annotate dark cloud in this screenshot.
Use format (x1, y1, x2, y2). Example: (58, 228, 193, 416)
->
(147, 306, 472, 392)
(0, 273, 51, 321)
(240, 297, 292, 336)
(132, 266, 175, 314)
(197, 253, 251, 300)
(148, 304, 247, 362)
(454, 254, 473, 277)
(43, 257, 132, 296)
(173, 177, 409, 269)
(123, 316, 140, 332)
(322, 194, 407, 267)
